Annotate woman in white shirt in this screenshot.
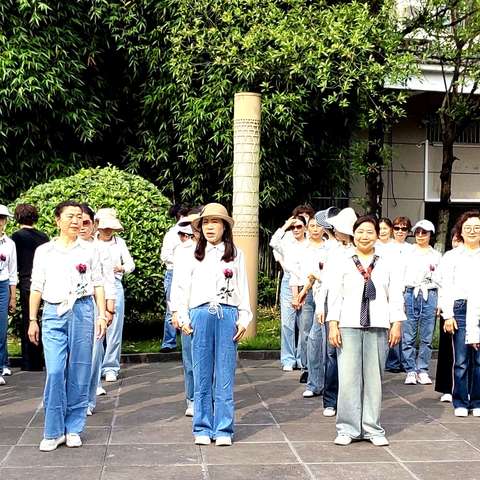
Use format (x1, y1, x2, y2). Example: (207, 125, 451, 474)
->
(328, 215, 404, 446)
(0, 205, 17, 385)
(441, 211, 480, 417)
(171, 203, 251, 447)
(402, 220, 441, 386)
(96, 209, 135, 383)
(28, 201, 107, 451)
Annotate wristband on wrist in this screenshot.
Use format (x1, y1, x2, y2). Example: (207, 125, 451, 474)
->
(29, 318, 38, 322)
(97, 316, 107, 321)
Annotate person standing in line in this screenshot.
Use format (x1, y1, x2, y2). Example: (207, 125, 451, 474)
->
(402, 220, 441, 385)
(0, 205, 17, 385)
(170, 210, 201, 418)
(434, 227, 462, 403)
(97, 210, 134, 383)
(440, 211, 480, 417)
(160, 204, 190, 353)
(11, 204, 48, 372)
(78, 205, 117, 415)
(385, 216, 412, 373)
(328, 215, 404, 446)
(171, 203, 251, 446)
(297, 207, 338, 398)
(28, 200, 107, 451)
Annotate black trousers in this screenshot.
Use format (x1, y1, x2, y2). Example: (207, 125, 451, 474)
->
(20, 288, 44, 371)
(434, 316, 453, 394)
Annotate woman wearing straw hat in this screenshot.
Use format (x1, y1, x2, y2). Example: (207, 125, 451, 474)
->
(171, 203, 252, 446)
(96, 209, 135, 383)
(28, 200, 107, 451)
(0, 205, 17, 385)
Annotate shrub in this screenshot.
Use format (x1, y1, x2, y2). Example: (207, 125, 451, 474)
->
(8, 166, 173, 329)
(257, 271, 278, 307)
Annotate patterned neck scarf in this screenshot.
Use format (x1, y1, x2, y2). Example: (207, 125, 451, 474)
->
(352, 254, 378, 327)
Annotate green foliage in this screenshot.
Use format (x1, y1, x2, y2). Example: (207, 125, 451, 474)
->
(8, 166, 172, 323)
(257, 271, 277, 307)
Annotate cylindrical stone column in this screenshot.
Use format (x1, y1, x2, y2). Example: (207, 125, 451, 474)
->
(232, 92, 261, 338)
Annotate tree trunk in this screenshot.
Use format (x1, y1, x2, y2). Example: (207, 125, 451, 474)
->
(364, 120, 384, 217)
(434, 119, 456, 253)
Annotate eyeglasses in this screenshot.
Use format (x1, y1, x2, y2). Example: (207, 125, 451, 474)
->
(82, 220, 92, 226)
(292, 225, 304, 230)
(393, 226, 409, 232)
(462, 226, 480, 233)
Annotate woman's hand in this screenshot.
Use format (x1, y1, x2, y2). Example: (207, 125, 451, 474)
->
(96, 318, 107, 340)
(172, 312, 180, 330)
(181, 323, 193, 336)
(291, 296, 301, 310)
(28, 321, 40, 346)
(297, 288, 307, 305)
(282, 217, 296, 231)
(105, 310, 114, 327)
(328, 321, 342, 347)
(388, 321, 402, 347)
(444, 318, 458, 334)
(113, 265, 124, 273)
(8, 297, 16, 314)
(316, 312, 325, 325)
(233, 324, 246, 342)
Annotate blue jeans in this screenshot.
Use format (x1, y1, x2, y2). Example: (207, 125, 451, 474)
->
(191, 304, 238, 439)
(0, 280, 9, 369)
(337, 327, 388, 439)
(298, 290, 315, 371)
(102, 280, 125, 375)
(161, 269, 177, 349)
(280, 273, 296, 367)
(402, 288, 437, 373)
(324, 320, 338, 408)
(452, 300, 480, 409)
(306, 319, 326, 394)
(42, 297, 94, 439)
(182, 332, 194, 402)
(386, 342, 404, 371)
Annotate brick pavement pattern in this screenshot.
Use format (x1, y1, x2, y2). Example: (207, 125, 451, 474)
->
(1, 360, 479, 479)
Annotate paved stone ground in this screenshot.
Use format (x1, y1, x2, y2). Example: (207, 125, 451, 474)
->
(1, 360, 480, 479)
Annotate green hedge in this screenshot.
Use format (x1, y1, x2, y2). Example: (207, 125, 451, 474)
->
(8, 166, 172, 332)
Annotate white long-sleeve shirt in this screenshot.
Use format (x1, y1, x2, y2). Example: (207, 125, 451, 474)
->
(403, 245, 442, 299)
(169, 239, 195, 312)
(269, 228, 296, 270)
(31, 238, 103, 304)
(98, 235, 135, 280)
(93, 238, 116, 300)
(327, 249, 406, 328)
(170, 242, 252, 329)
(160, 225, 182, 270)
(438, 245, 480, 320)
(0, 235, 17, 286)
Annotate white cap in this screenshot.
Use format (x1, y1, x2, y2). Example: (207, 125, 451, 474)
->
(412, 219, 435, 234)
(328, 207, 357, 236)
(0, 205, 13, 218)
(177, 224, 193, 235)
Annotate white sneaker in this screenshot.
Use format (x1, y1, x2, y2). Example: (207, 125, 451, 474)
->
(472, 408, 480, 417)
(454, 407, 469, 417)
(416, 372, 432, 385)
(185, 399, 194, 417)
(194, 435, 211, 445)
(96, 386, 107, 396)
(303, 390, 316, 398)
(215, 436, 232, 446)
(370, 436, 389, 446)
(282, 365, 294, 372)
(334, 435, 352, 446)
(66, 433, 82, 448)
(2, 367, 11, 376)
(39, 435, 66, 452)
(87, 407, 93, 416)
(105, 371, 117, 382)
(323, 407, 336, 417)
(440, 393, 452, 403)
(404, 372, 417, 385)
(0, 376, 5, 386)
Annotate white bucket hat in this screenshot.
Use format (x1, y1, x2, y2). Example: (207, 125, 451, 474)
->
(0, 205, 13, 218)
(328, 207, 357, 236)
(97, 210, 123, 231)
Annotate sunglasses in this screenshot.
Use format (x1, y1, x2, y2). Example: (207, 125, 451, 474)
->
(82, 219, 92, 226)
(415, 228, 430, 235)
(393, 226, 409, 232)
(292, 225, 304, 231)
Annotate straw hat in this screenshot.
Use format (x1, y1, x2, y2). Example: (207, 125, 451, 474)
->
(0, 205, 13, 218)
(328, 207, 357, 236)
(192, 203, 234, 229)
(96, 209, 123, 231)
(314, 206, 340, 229)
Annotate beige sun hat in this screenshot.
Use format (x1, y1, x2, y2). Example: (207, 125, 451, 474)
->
(96, 209, 123, 231)
(192, 203, 234, 229)
(328, 207, 357, 236)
